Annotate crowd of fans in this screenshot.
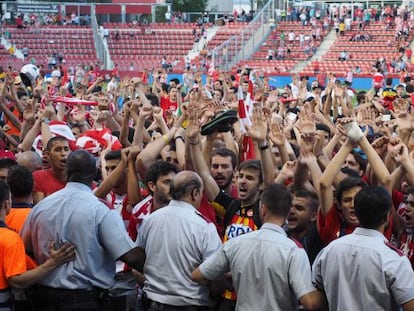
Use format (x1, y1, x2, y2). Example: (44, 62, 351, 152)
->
(3, 3, 414, 311)
(0, 61, 413, 310)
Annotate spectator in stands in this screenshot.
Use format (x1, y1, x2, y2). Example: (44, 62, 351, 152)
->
(47, 55, 57, 70)
(345, 67, 354, 85)
(300, 11, 307, 27)
(344, 15, 352, 31)
(165, 10, 171, 23)
(338, 50, 349, 61)
(277, 46, 284, 59)
(334, 18, 340, 34)
(16, 15, 25, 29)
(372, 67, 385, 91)
(267, 48, 274, 60)
(288, 30, 295, 44)
(339, 20, 345, 36)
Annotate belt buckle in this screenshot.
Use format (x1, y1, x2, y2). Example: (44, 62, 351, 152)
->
(149, 300, 164, 310)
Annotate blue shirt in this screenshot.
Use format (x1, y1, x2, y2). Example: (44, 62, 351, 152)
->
(20, 182, 136, 289)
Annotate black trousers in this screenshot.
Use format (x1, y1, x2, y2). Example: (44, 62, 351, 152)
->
(214, 299, 236, 311)
(27, 285, 111, 311)
(143, 298, 209, 311)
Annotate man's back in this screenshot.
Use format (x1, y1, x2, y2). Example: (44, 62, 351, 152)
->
(313, 228, 414, 311)
(21, 182, 135, 289)
(219, 224, 314, 311)
(138, 200, 221, 306)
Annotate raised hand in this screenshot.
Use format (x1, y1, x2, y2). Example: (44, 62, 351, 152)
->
(299, 148, 317, 166)
(152, 106, 163, 122)
(300, 132, 316, 154)
(371, 135, 389, 157)
(186, 108, 200, 143)
(279, 160, 297, 180)
(391, 143, 409, 164)
(121, 147, 130, 164)
(269, 122, 285, 147)
(128, 145, 142, 161)
(138, 104, 153, 121)
(246, 107, 267, 144)
(393, 98, 408, 116)
(394, 109, 413, 132)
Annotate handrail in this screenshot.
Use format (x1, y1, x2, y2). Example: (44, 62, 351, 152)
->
(211, 0, 275, 71)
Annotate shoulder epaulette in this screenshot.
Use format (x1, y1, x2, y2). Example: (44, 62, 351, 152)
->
(385, 241, 404, 256)
(290, 237, 304, 249)
(195, 210, 212, 223)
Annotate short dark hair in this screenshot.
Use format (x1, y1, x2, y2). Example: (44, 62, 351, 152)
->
(335, 177, 366, 203)
(145, 93, 159, 107)
(66, 150, 97, 184)
(406, 84, 414, 94)
(356, 91, 366, 104)
(239, 159, 262, 184)
(211, 148, 237, 170)
(170, 173, 202, 201)
(170, 78, 180, 86)
(349, 149, 368, 173)
(7, 165, 33, 198)
(0, 180, 10, 208)
(146, 160, 179, 189)
(104, 150, 121, 161)
(260, 184, 292, 218)
(385, 77, 393, 86)
(316, 123, 331, 137)
(354, 186, 390, 229)
(46, 136, 68, 152)
(340, 167, 361, 178)
(0, 158, 17, 170)
(294, 189, 319, 213)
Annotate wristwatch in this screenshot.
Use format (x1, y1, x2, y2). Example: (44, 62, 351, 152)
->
(42, 118, 50, 125)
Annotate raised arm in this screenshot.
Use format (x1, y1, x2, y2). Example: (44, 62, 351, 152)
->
(319, 131, 353, 216)
(127, 146, 142, 207)
(187, 104, 220, 201)
(119, 102, 132, 147)
(247, 107, 274, 186)
(94, 148, 128, 199)
(358, 134, 390, 187)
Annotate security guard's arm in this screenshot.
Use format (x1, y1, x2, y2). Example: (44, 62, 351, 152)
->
(9, 242, 75, 290)
(191, 267, 209, 284)
(299, 290, 328, 311)
(403, 300, 414, 311)
(119, 246, 146, 273)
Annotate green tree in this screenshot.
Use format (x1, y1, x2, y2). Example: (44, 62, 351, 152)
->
(171, 0, 208, 13)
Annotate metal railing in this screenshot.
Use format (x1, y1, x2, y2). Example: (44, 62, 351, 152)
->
(211, 0, 275, 71)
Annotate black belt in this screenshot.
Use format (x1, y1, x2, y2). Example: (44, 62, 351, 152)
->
(147, 299, 209, 311)
(29, 285, 109, 304)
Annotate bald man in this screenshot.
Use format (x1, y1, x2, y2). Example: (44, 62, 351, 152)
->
(16, 151, 42, 172)
(137, 171, 222, 310)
